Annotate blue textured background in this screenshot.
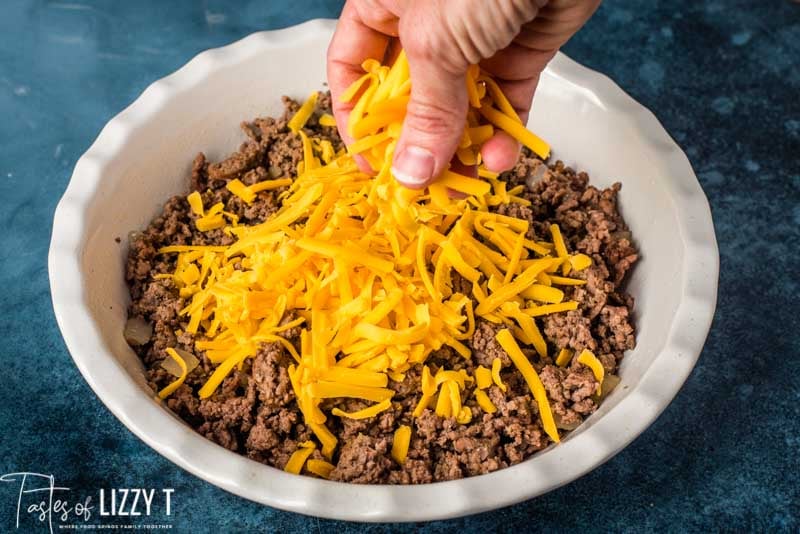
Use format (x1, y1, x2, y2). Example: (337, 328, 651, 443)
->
(1, 0, 798, 532)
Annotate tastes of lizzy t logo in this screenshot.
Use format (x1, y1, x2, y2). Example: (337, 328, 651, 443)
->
(0, 472, 174, 533)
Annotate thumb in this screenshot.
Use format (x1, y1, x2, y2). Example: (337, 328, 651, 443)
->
(391, 46, 468, 188)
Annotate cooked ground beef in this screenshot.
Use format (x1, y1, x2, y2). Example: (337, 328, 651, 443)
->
(125, 95, 638, 484)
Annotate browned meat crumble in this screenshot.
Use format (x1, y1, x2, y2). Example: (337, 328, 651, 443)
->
(125, 94, 638, 483)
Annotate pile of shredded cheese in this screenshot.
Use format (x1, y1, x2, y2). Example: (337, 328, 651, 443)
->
(155, 51, 605, 475)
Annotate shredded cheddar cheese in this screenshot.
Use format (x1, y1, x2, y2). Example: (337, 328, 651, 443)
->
(306, 459, 335, 479)
(495, 329, 560, 443)
(577, 349, 605, 395)
(548, 275, 587, 286)
(288, 91, 319, 133)
(556, 348, 573, 368)
(158, 348, 188, 399)
(391, 425, 412, 464)
(522, 301, 579, 317)
(284, 441, 316, 474)
(187, 191, 204, 216)
(474, 389, 497, 414)
(195, 214, 225, 232)
(491, 358, 507, 392)
(569, 253, 592, 271)
(156, 51, 590, 463)
(332, 399, 392, 420)
(456, 405, 473, 424)
(475, 365, 493, 389)
(318, 113, 337, 127)
(479, 105, 550, 159)
(226, 179, 256, 204)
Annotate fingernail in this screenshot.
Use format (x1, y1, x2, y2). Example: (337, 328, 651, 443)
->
(391, 145, 435, 187)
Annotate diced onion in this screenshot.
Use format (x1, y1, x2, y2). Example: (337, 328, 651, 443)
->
(597, 374, 621, 400)
(553, 413, 581, 431)
(161, 348, 199, 377)
(124, 316, 152, 346)
(525, 162, 548, 189)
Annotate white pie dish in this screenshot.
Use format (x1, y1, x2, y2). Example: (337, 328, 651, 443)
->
(48, 18, 718, 522)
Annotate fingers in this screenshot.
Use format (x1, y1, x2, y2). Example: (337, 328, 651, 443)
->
(480, 42, 554, 81)
(327, 0, 599, 184)
(481, 131, 521, 173)
(479, 74, 542, 172)
(350, 0, 401, 37)
(478, 0, 598, 173)
(390, 0, 549, 186)
(524, 0, 602, 49)
(391, 3, 470, 188)
(454, 0, 541, 61)
(391, 63, 469, 188)
(479, 37, 554, 121)
(327, 1, 393, 147)
(447, 157, 476, 198)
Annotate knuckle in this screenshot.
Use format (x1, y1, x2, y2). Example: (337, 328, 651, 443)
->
(405, 100, 464, 137)
(357, 0, 397, 29)
(400, 22, 437, 57)
(400, 9, 467, 74)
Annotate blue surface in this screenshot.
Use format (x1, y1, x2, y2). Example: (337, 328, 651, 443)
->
(1, 1, 799, 532)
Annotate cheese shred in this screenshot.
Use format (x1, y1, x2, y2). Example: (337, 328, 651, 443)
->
(284, 441, 316, 474)
(288, 91, 319, 133)
(491, 358, 507, 392)
(474, 389, 497, 414)
(332, 399, 392, 420)
(577, 349, 605, 395)
(495, 329, 560, 443)
(391, 425, 412, 464)
(306, 459, 335, 479)
(157, 348, 188, 399)
(556, 348, 573, 368)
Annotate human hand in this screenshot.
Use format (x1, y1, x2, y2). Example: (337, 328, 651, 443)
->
(327, 0, 601, 188)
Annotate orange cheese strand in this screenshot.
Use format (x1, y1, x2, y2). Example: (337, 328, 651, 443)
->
(158, 348, 188, 399)
(475, 365, 493, 389)
(475, 258, 556, 316)
(577, 349, 605, 395)
(309, 422, 338, 460)
(391, 425, 412, 464)
(226, 179, 255, 204)
(288, 91, 319, 133)
(556, 348, 573, 368)
(491, 357, 507, 392)
(306, 459, 335, 478)
(522, 301, 579, 317)
(474, 389, 497, 414)
(250, 177, 293, 192)
(284, 441, 316, 474)
(318, 113, 337, 127)
(495, 329, 560, 443)
(195, 214, 225, 232)
(548, 275, 586, 286)
(187, 191, 204, 216)
(479, 105, 550, 159)
(569, 253, 593, 271)
(332, 399, 392, 420)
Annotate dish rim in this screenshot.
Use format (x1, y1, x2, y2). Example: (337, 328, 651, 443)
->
(48, 18, 719, 522)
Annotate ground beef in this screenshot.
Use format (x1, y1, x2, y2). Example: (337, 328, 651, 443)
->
(539, 364, 598, 426)
(471, 318, 510, 367)
(542, 310, 597, 354)
(126, 96, 638, 484)
(329, 434, 393, 483)
(250, 343, 295, 409)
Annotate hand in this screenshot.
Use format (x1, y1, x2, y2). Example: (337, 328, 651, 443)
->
(327, 0, 601, 188)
